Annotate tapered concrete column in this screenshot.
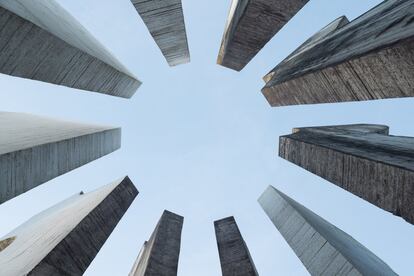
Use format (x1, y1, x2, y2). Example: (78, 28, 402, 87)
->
(262, 0, 414, 106)
(0, 112, 121, 204)
(217, 0, 309, 71)
(259, 186, 397, 276)
(0, 176, 138, 276)
(131, 0, 190, 66)
(214, 216, 258, 276)
(0, 0, 140, 98)
(129, 210, 184, 276)
(279, 124, 414, 224)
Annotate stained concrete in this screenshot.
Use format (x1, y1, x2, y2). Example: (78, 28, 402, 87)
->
(131, 0, 190, 66)
(0, 176, 138, 276)
(129, 210, 184, 276)
(217, 0, 309, 71)
(262, 0, 414, 106)
(279, 124, 414, 224)
(214, 216, 258, 276)
(0, 1, 140, 97)
(259, 186, 397, 276)
(0, 112, 121, 204)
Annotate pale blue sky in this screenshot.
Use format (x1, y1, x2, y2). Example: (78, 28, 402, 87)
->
(0, 0, 413, 275)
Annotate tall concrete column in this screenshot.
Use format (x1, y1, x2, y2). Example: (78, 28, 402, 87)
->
(259, 185, 397, 276)
(214, 216, 258, 276)
(0, 0, 140, 98)
(0, 112, 121, 204)
(0, 176, 138, 276)
(262, 0, 414, 106)
(131, 0, 190, 67)
(129, 210, 184, 276)
(217, 0, 309, 71)
(279, 124, 414, 224)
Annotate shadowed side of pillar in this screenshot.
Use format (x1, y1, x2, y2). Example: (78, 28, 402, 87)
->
(258, 186, 397, 275)
(214, 216, 258, 276)
(262, 0, 414, 106)
(129, 210, 184, 276)
(217, 0, 309, 71)
(279, 124, 414, 224)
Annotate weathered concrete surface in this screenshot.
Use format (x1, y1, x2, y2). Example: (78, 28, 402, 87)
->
(0, 176, 138, 276)
(259, 186, 397, 276)
(263, 16, 349, 83)
(0, 1, 140, 98)
(0, 112, 121, 204)
(131, 0, 190, 66)
(217, 0, 309, 71)
(279, 124, 414, 224)
(214, 216, 258, 276)
(263, 0, 414, 106)
(129, 210, 184, 276)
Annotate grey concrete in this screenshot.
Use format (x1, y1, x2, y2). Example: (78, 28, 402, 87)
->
(131, 0, 190, 66)
(279, 124, 414, 224)
(214, 216, 258, 276)
(262, 0, 414, 106)
(259, 186, 397, 276)
(0, 176, 138, 276)
(0, 1, 140, 98)
(129, 210, 184, 276)
(217, 0, 309, 71)
(0, 112, 121, 204)
(263, 16, 349, 83)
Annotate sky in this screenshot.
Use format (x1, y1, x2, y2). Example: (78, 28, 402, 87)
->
(0, 0, 413, 275)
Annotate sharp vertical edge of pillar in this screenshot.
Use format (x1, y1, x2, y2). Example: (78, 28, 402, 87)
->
(214, 216, 258, 276)
(258, 186, 397, 276)
(131, 0, 190, 67)
(0, 112, 121, 204)
(279, 124, 414, 224)
(217, 0, 309, 71)
(0, 0, 141, 98)
(0, 176, 138, 275)
(262, 0, 414, 106)
(129, 210, 184, 276)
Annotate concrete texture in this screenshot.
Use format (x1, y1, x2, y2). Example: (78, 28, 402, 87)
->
(262, 0, 414, 106)
(0, 112, 121, 204)
(0, 1, 140, 98)
(258, 185, 397, 276)
(217, 0, 309, 71)
(0, 176, 138, 276)
(129, 210, 184, 276)
(131, 0, 190, 66)
(279, 124, 414, 224)
(214, 216, 258, 276)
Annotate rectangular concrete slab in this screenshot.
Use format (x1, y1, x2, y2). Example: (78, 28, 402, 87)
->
(258, 186, 397, 276)
(217, 0, 309, 71)
(0, 112, 121, 204)
(129, 210, 184, 276)
(131, 0, 190, 66)
(0, 1, 140, 97)
(0, 176, 138, 276)
(262, 0, 414, 106)
(214, 216, 258, 276)
(279, 124, 414, 224)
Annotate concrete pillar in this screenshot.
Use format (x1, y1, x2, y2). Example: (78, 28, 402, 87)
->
(262, 0, 414, 106)
(131, 0, 190, 67)
(0, 112, 121, 204)
(259, 185, 397, 276)
(0, 176, 138, 276)
(217, 0, 309, 71)
(0, 1, 140, 98)
(279, 124, 414, 224)
(129, 210, 184, 276)
(214, 216, 258, 276)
